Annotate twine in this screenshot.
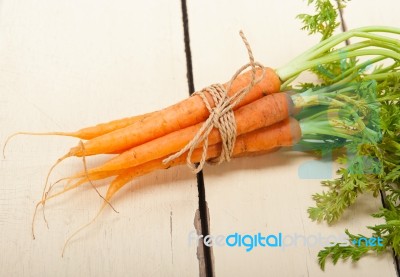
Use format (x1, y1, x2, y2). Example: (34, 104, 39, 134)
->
(163, 31, 265, 173)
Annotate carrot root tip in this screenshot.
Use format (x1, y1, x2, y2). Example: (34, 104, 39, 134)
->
(3, 131, 75, 159)
(61, 202, 107, 257)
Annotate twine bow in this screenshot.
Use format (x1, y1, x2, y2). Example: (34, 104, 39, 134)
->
(163, 31, 266, 173)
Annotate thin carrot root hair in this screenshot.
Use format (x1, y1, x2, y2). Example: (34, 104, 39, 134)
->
(32, 174, 119, 239)
(61, 160, 137, 257)
(45, 168, 125, 200)
(43, 177, 85, 208)
(34, 162, 124, 239)
(46, 178, 87, 203)
(34, 140, 97, 233)
(39, 153, 71, 227)
(31, 201, 41, 239)
(45, 168, 116, 194)
(31, 177, 88, 239)
(2, 131, 78, 159)
(62, 201, 108, 257)
(61, 173, 137, 255)
(79, 141, 118, 214)
(44, 176, 76, 199)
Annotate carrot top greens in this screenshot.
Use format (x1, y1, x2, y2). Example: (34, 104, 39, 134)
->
(290, 0, 400, 270)
(308, 75, 400, 270)
(297, 0, 349, 41)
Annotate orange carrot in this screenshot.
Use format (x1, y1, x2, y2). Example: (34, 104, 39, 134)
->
(4, 111, 152, 142)
(104, 117, 301, 202)
(86, 92, 294, 174)
(53, 112, 155, 140)
(38, 88, 289, 215)
(65, 67, 281, 157)
(2, 112, 155, 158)
(44, 117, 301, 204)
(41, 117, 301, 249)
(28, 67, 282, 227)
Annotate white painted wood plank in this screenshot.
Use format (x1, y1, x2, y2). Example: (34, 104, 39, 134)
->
(0, 1, 199, 276)
(188, 0, 398, 276)
(344, 0, 400, 29)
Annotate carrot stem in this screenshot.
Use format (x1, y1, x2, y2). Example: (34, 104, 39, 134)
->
(277, 27, 400, 81)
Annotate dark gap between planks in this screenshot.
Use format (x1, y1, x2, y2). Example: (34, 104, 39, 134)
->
(336, 1, 400, 275)
(180, 0, 214, 276)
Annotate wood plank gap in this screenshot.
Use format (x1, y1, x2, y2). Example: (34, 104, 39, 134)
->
(336, 0, 349, 45)
(180, 0, 214, 276)
(380, 190, 400, 276)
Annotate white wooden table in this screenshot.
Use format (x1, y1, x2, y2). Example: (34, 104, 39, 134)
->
(0, 1, 398, 276)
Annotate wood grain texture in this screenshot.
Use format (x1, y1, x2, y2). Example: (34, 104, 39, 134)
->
(1, 0, 399, 276)
(188, 0, 398, 276)
(0, 1, 199, 276)
(344, 0, 400, 29)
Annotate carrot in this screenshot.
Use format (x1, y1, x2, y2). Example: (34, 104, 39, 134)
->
(6, 67, 281, 204)
(51, 117, 301, 254)
(61, 148, 281, 183)
(104, 117, 301, 203)
(84, 92, 294, 174)
(36, 117, 299, 241)
(2, 111, 156, 157)
(64, 67, 280, 157)
(28, 67, 281, 200)
(44, 117, 301, 205)
(35, 113, 153, 139)
(2, 112, 158, 161)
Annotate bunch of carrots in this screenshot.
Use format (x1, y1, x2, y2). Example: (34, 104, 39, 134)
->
(4, 24, 400, 257)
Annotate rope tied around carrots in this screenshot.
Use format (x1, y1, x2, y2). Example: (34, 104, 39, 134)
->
(163, 31, 266, 173)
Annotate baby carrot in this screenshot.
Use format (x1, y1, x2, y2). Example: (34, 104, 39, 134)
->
(44, 117, 301, 205)
(43, 117, 301, 250)
(66, 67, 281, 157)
(104, 117, 301, 202)
(2, 112, 155, 158)
(85, 92, 294, 174)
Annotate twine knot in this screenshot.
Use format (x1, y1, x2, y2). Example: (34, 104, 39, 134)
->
(162, 31, 265, 173)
